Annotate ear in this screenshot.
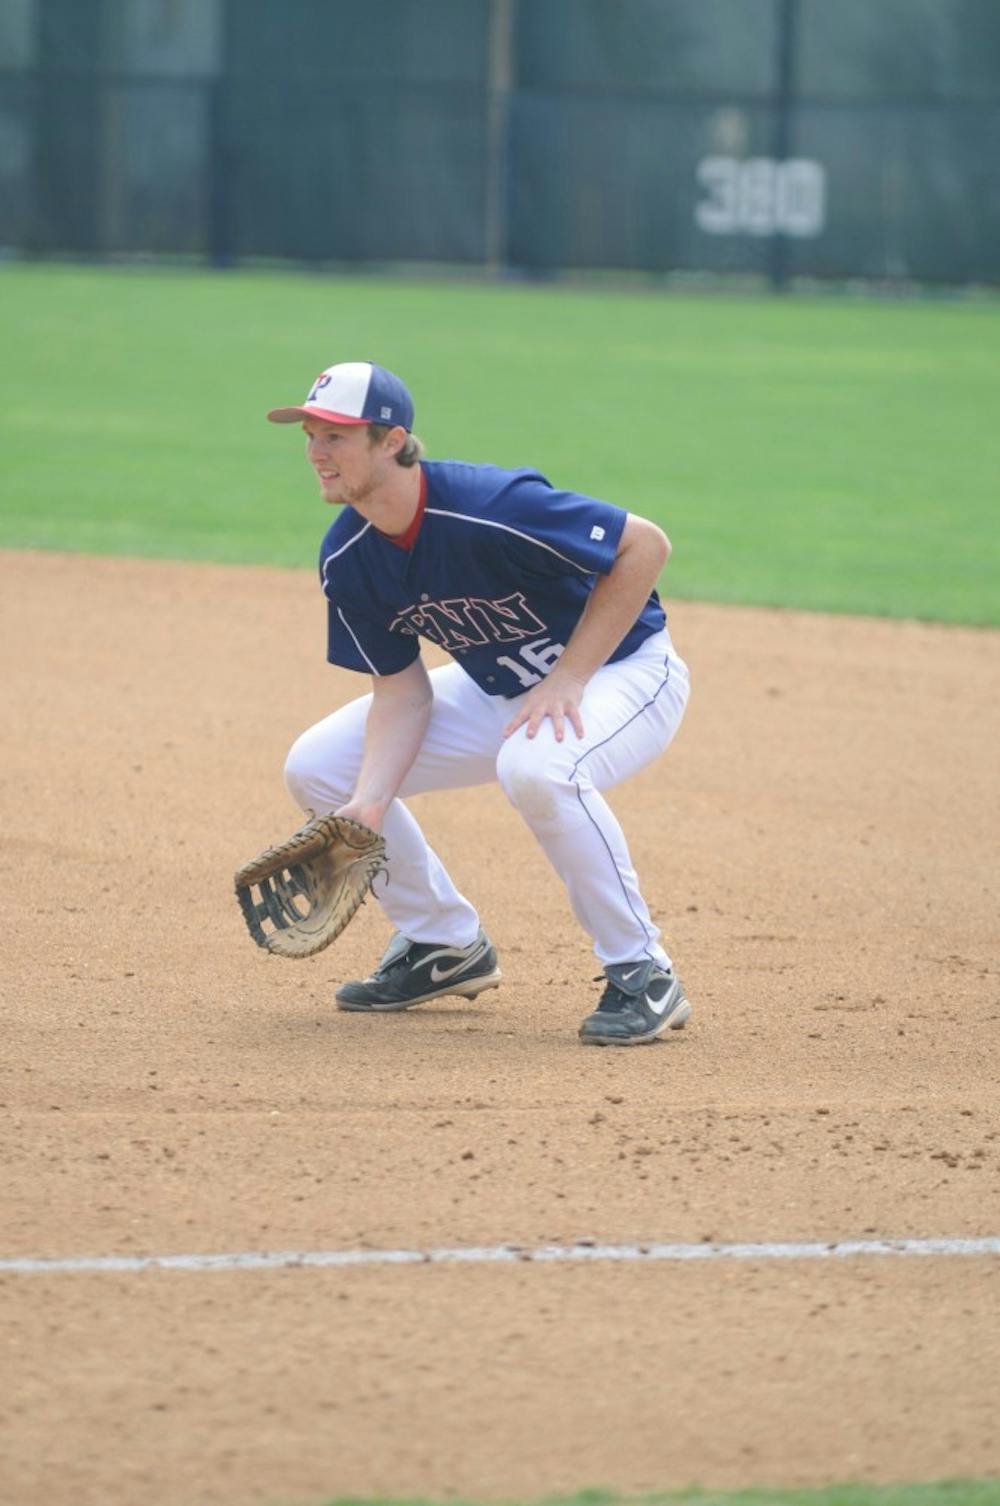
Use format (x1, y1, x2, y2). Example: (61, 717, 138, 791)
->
(382, 424, 407, 458)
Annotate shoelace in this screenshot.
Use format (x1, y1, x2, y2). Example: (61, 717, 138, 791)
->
(378, 949, 420, 980)
(593, 975, 630, 1013)
(367, 946, 417, 982)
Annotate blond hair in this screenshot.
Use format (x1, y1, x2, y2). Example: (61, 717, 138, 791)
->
(368, 424, 425, 467)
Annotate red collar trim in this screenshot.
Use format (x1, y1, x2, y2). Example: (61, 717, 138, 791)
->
(379, 468, 426, 551)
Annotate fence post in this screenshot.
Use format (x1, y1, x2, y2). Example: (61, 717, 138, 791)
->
(770, 0, 800, 291)
(206, 0, 234, 266)
(484, 0, 514, 273)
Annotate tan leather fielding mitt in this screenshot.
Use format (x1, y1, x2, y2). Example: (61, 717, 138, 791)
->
(234, 812, 386, 959)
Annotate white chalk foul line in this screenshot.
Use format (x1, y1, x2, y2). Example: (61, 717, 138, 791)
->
(2, 1235, 999, 1276)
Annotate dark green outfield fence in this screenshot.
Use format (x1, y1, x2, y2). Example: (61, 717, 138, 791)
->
(1, 0, 999, 285)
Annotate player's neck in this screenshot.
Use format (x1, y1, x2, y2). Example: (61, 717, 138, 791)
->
(351, 463, 422, 538)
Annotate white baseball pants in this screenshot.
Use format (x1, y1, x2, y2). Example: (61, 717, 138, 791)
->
(283, 629, 690, 969)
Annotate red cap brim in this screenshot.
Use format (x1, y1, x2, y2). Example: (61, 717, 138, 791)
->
(266, 404, 370, 425)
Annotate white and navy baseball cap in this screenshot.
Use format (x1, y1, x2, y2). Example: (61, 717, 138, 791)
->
(267, 360, 414, 431)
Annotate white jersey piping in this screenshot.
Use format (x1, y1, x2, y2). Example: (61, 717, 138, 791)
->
(424, 508, 595, 575)
(321, 521, 372, 590)
(336, 606, 379, 674)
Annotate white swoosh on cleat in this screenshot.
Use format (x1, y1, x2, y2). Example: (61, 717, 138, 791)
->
(430, 958, 477, 983)
(645, 986, 676, 1016)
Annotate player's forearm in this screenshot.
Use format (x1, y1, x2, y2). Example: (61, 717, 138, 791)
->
(558, 517, 670, 682)
(345, 665, 434, 827)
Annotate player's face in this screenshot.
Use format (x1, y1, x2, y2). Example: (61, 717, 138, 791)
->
(303, 419, 382, 507)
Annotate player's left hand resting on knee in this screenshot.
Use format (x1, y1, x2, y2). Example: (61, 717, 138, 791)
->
(503, 514, 670, 744)
(503, 667, 588, 742)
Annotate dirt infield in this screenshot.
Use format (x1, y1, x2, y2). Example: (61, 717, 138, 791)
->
(2, 550, 998, 1506)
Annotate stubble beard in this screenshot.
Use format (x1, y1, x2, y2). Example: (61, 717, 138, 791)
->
(319, 475, 371, 508)
(322, 464, 379, 509)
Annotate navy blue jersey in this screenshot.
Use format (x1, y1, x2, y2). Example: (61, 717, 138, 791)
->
(319, 461, 666, 698)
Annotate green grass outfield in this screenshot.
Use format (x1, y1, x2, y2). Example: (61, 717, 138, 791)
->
(318, 1482, 1000, 1506)
(2, 263, 998, 624)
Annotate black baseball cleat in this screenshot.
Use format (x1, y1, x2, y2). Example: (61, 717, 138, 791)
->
(335, 927, 502, 1012)
(578, 959, 691, 1046)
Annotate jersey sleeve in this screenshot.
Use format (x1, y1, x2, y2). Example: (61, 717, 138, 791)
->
(488, 472, 628, 580)
(326, 599, 421, 677)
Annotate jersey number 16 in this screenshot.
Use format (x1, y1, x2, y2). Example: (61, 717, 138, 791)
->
(496, 637, 565, 689)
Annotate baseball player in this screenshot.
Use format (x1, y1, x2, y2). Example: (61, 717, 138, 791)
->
(269, 360, 692, 1045)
